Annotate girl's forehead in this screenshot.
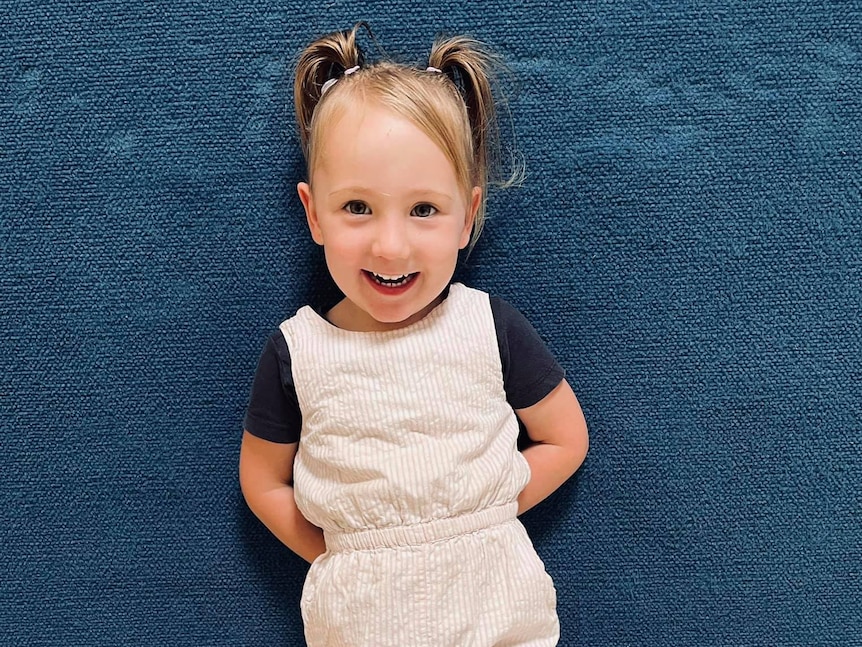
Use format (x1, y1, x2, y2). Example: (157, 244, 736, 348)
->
(321, 99, 411, 140)
(308, 94, 474, 201)
(314, 102, 454, 176)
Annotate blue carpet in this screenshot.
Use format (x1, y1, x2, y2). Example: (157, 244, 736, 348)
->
(3, 1, 860, 645)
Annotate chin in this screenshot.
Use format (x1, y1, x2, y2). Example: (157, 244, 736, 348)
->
(366, 300, 432, 327)
(370, 308, 417, 325)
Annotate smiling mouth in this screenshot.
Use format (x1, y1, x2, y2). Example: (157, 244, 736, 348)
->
(365, 271, 418, 288)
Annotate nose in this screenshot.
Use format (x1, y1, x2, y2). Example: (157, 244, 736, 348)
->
(371, 215, 411, 260)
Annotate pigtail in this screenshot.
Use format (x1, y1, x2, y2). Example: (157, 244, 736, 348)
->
(428, 37, 520, 244)
(294, 23, 366, 158)
(431, 37, 511, 182)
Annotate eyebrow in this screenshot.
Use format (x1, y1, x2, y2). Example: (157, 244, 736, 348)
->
(327, 187, 372, 198)
(327, 187, 453, 202)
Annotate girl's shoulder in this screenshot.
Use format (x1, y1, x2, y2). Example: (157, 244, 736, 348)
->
(483, 291, 566, 411)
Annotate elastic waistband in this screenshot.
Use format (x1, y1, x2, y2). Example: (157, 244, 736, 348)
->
(323, 502, 519, 553)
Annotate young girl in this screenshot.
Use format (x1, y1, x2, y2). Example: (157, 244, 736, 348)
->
(240, 24, 589, 646)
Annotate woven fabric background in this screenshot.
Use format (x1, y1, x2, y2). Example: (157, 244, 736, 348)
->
(3, 1, 860, 645)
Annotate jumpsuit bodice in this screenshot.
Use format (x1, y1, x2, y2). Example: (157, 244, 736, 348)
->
(280, 283, 531, 534)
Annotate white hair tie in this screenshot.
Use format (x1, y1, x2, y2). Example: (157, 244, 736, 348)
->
(321, 65, 361, 96)
(426, 66, 442, 73)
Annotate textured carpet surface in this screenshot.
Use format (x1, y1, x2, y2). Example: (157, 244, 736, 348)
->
(3, 1, 861, 645)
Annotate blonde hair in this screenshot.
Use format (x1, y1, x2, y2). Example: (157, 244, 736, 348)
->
(294, 24, 517, 246)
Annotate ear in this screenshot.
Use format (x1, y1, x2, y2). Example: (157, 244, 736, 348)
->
(298, 182, 324, 245)
(459, 186, 482, 249)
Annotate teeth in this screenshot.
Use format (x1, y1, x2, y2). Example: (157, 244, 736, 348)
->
(370, 272, 414, 287)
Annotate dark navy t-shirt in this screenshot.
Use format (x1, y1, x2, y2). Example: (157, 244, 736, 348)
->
(244, 296, 564, 444)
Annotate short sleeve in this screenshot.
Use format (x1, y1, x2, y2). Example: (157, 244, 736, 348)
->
(490, 297, 565, 410)
(243, 332, 302, 443)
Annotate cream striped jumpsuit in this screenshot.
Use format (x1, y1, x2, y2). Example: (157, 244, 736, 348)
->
(282, 284, 559, 646)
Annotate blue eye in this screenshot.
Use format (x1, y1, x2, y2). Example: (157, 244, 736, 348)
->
(411, 203, 437, 218)
(344, 201, 371, 215)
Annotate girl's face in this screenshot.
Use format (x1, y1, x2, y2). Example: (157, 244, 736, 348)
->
(298, 101, 480, 332)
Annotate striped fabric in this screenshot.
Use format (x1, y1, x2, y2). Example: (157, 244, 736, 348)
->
(280, 283, 558, 645)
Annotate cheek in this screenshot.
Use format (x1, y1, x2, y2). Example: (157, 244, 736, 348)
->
(320, 230, 364, 265)
(421, 231, 465, 264)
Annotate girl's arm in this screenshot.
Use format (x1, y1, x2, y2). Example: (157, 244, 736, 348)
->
(238, 431, 326, 563)
(515, 379, 589, 514)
